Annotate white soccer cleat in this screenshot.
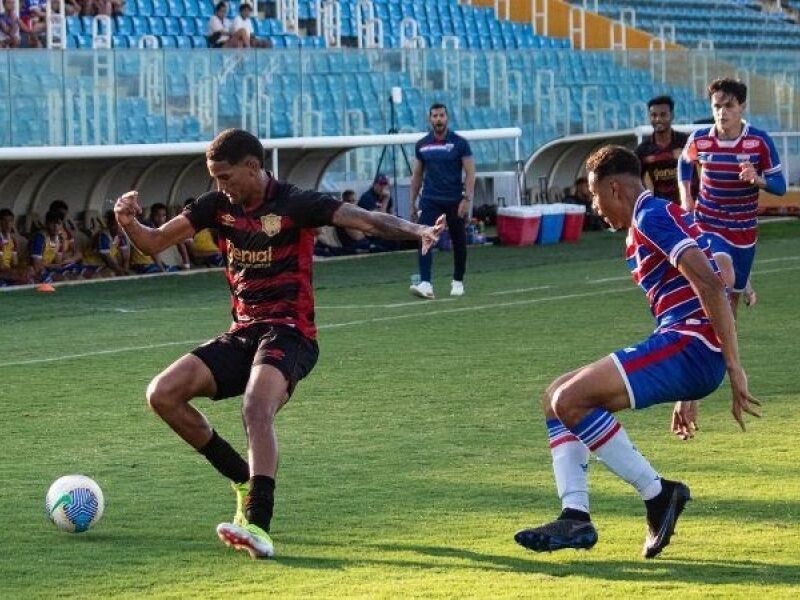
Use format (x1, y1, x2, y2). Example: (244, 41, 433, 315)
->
(450, 280, 464, 297)
(409, 281, 435, 299)
(216, 522, 275, 559)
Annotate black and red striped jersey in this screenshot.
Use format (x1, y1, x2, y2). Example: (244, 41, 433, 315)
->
(183, 177, 342, 339)
(635, 130, 694, 205)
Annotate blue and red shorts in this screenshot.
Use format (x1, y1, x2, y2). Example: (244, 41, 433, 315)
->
(702, 233, 755, 292)
(610, 321, 726, 409)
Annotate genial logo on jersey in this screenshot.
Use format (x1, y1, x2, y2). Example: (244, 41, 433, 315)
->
(261, 214, 282, 237)
(742, 139, 760, 149)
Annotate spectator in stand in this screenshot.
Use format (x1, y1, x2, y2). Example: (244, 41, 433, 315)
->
(29, 211, 73, 282)
(19, 0, 46, 48)
(230, 2, 269, 48)
(564, 176, 605, 231)
(82, 210, 129, 277)
(0, 0, 21, 49)
(207, 1, 248, 48)
(182, 197, 224, 267)
(358, 173, 391, 213)
(0, 208, 29, 286)
(150, 202, 191, 271)
(48, 199, 84, 272)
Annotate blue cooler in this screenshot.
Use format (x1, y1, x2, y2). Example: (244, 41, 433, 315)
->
(536, 204, 566, 245)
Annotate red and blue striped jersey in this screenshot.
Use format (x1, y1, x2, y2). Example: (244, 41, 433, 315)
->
(626, 191, 719, 333)
(679, 122, 782, 248)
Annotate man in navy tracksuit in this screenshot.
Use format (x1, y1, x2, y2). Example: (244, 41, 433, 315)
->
(409, 103, 476, 299)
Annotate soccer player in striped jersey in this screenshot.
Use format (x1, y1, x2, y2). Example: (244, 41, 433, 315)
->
(678, 78, 786, 314)
(515, 146, 759, 559)
(113, 129, 444, 560)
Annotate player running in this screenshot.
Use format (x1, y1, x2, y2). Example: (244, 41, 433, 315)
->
(678, 78, 786, 314)
(514, 146, 759, 559)
(114, 129, 444, 559)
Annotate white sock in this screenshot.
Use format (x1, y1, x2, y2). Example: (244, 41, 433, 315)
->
(547, 419, 590, 513)
(570, 409, 661, 501)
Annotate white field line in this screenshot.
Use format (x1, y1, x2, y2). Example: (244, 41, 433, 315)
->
(4, 262, 799, 369)
(2, 286, 635, 368)
(489, 285, 552, 296)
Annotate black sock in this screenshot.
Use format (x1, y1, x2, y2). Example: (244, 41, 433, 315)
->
(558, 507, 591, 522)
(246, 475, 275, 532)
(198, 430, 249, 484)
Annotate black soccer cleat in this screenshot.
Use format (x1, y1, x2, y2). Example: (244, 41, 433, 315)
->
(514, 519, 598, 553)
(642, 479, 691, 559)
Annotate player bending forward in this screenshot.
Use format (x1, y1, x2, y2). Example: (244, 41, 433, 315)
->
(515, 146, 759, 559)
(114, 129, 444, 559)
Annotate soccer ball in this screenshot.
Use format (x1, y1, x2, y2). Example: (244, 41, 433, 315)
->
(45, 475, 104, 533)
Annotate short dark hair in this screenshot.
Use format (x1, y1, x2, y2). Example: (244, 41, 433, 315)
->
(707, 78, 747, 104)
(150, 202, 167, 215)
(342, 190, 356, 202)
(104, 209, 116, 226)
(429, 103, 447, 115)
(647, 95, 674, 112)
(585, 145, 641, 181)
(45, 211, 63, 225)
(207, 128, 264, 168)
(575, 176, 588, 186)
(214, 1, 226, 12)
(0, 208, 13, 219)
(49, 199, 69, 215)
(183, 197, 195, 207)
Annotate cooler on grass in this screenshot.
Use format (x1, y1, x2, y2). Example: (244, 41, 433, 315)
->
(497, 206, 542, 246)
(561, 204, 586, 242)
(536, 204, 566, 245)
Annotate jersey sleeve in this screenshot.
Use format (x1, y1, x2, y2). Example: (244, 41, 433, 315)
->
(636, 203, 698, 267)
(415, 139, 424, 162)
(284, 185, 343, 228)
(758, 132, 783, 176)
(460, 136, 473, 159)
(677, 131, 697, 182)
(182, 192, 224, 232)
(30, 232, 45, 258)
(96, 232, 112, 254)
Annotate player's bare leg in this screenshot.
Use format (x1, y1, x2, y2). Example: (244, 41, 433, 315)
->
(217, 364, 289, 559)
(713, 252, 741, 318)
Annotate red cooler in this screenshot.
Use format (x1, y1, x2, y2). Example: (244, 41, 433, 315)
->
(561, 204, 586, 242)
(497, 207, 542, 246)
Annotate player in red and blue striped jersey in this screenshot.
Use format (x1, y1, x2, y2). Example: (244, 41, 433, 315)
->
(515, 146, 760, 560)
(678, 78, 786, 314)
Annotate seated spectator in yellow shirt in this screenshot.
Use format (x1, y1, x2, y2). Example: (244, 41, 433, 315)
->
(81, 210, 130, 277)
(0, 208, 30, 286)
(183, 196, 224, 267)
(29, 211, 75, 283)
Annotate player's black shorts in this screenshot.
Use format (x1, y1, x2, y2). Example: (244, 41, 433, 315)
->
(191, 323, 319, 400)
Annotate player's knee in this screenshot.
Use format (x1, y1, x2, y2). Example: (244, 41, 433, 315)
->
(550, 382, 581, 425)
(146, 375, 180, 415)
(714, 253, 735, 289)
(241, 393, 281, 426)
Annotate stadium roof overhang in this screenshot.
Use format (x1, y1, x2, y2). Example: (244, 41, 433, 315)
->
(0, 128, 521, 216)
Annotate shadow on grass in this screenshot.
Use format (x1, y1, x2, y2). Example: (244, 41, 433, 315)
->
(278, 540, 800, 585)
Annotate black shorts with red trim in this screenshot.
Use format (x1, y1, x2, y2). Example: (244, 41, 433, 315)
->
(191, 323, 319, 400)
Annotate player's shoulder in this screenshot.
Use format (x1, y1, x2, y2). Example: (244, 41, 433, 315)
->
(743, 123, 774, 143)
(194, 190, 227, 206)
(673, 130, 690, 145)
(635, 193, 674, 227)
(689, 125, 713, 140)
(416, 132, 434, 147)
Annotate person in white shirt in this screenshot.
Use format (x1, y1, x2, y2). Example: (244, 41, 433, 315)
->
(230, 2, 269, 48)
(206, 1, 247, 48)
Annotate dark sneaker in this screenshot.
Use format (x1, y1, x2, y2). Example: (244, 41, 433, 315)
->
(515, 519, 598, 552)
(643, 479, 691, 559)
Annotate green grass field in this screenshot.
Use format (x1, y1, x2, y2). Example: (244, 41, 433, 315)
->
(2, 223, 799, 599)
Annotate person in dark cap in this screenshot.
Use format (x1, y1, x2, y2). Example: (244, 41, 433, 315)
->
(358, 174, 391, 213)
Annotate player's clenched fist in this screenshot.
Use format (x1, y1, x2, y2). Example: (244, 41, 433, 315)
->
(114, 191, 142, 227)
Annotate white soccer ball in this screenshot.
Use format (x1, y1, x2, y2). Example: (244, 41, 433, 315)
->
(45, 475, 104, 533)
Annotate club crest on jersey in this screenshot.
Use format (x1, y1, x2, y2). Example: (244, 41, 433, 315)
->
(220, 213, 236, 226)
(261, 214, 282, 237)
(696, 140, 713, 150)
(697, 152, 711, 162)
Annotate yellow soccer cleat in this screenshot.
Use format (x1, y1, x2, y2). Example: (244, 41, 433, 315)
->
(231, 481, 248, 527)
(216, 522, 275, 559)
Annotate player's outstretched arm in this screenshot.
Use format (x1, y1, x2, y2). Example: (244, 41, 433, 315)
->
(677, 247, 761, 431)
(114, 191, 196, 256)
(331, 203, 444, 255)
